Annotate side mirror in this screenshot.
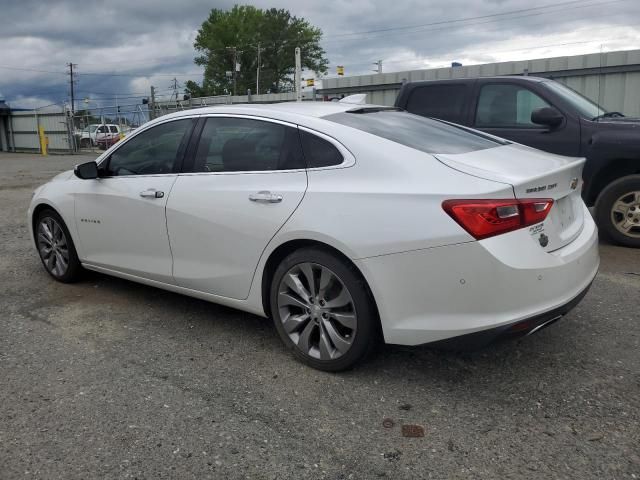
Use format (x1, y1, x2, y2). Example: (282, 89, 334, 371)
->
(531, 106, 564, 128)
(74, 161, 99, 180)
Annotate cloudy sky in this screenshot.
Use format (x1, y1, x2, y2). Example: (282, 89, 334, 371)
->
(0, 0, 639, 109)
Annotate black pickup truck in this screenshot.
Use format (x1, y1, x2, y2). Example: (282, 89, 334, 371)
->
(395, 76, 640, 247)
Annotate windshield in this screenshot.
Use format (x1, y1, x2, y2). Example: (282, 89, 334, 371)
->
(542, 81, 605, 119)
(324, 110, 506, 155)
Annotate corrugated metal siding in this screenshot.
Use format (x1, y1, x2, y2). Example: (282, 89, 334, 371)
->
(319, 49, 640, 116)
(9, 110, 70, 152)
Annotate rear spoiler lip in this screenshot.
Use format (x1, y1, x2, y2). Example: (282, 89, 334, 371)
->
(433, 149, 586, 189)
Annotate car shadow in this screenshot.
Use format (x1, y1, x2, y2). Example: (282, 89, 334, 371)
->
(74, 268, 593, 388)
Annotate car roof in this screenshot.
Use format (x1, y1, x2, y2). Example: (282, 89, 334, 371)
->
(405, 76, 548, 85)
(164, 101, 360, 119)
(151, 101, 394, 129)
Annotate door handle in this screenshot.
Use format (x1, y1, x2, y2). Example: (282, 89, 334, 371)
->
(140, 189, 164, 199)
(248, 191, 283, 203)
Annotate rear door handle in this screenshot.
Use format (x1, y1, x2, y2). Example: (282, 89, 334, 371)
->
(248, 191, 283, 203)
(140, 189, 164, 198)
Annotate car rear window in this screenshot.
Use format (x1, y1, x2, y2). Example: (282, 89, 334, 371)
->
(324, 110, 505, 154)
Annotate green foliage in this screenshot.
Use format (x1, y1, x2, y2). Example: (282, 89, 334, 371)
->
(185, 5, 329, 97)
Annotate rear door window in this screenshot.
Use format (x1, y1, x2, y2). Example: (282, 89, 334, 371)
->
(406, 84, 468, 123)
(475, 84, 550, 128)
(191, 117, 305, 172)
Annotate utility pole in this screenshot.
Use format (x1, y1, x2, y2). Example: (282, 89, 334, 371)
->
(67, 62, 77, 113)
(372, 60, 382, 74)
(150, 86, 156, 120)
(170, 78, 180, 102)
(256, 42, 261, 96)
(226, 47, 242, 96)
(295, 47, 302, 102)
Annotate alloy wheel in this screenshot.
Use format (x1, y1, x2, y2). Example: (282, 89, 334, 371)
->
(277, 262, 357, 361)
(610, 190, 640, 238)
(37, 217, 70, 277)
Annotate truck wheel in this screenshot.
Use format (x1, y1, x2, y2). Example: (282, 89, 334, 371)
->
(595, 175, 640, 248)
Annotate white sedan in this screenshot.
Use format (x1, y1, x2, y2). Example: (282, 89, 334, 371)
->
(28, 101, 599, 371)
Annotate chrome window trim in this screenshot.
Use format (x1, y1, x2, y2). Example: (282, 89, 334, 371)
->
(178, 113, 354, 176)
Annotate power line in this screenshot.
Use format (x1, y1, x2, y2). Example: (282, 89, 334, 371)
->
(329, 35, 622, 71)
(327, 0, 591, 38)
(321, 0, 631, 42)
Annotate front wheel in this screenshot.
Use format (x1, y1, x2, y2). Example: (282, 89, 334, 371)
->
(35, 209, 82, 282)
(595, 175, 640, 248)
(270, 248, 378, 371)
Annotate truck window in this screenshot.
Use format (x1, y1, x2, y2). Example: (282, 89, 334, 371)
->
(405, 84, 467, 123)
(475, 84, 550, 128)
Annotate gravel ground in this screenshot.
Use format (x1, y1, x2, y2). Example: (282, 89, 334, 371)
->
(1, 152, 639, 479)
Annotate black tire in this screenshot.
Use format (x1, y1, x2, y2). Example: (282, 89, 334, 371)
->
(80, 138, 91, 148)
(270, 247, 378, 371)
(35, 209, 83, 282)
(595, 175, 640, 248)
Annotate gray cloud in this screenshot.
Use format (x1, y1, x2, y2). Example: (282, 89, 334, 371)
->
(1, 0, 639, 107)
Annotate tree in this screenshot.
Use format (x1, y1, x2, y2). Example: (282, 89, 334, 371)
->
(185, 6, 329, 97)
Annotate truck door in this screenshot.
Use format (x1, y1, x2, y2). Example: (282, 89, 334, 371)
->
(471, 81, 580, 157)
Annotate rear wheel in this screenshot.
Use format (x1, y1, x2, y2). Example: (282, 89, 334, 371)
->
(595, 175, 640, 248)
(35, 209, 82, 282)
(270, 248, 378, 371)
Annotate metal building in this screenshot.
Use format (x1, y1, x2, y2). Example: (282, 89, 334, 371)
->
(318, 49, 640, 116)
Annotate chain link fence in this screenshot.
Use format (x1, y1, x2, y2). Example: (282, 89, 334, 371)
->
(3, 90, 327, 154)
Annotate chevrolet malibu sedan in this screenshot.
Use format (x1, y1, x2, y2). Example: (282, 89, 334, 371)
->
(29, 101, 599, 371)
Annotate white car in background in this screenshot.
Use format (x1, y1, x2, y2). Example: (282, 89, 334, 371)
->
(28, 101, 599, 371)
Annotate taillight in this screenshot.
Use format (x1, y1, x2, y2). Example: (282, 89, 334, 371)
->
(442, 198, 554, 240)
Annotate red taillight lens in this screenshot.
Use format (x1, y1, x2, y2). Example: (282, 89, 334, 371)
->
(442, 198, 554, 240)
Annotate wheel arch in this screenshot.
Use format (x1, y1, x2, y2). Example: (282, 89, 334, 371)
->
(260, 238, 381, 331)
(586, 158, 640, 205)
(30, 201, 80, 256)
(31, 202, 59, 244)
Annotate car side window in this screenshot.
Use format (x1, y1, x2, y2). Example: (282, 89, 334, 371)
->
(105, 119, 192, 176)
(192, 117, 305, 172)
(406, 84, 467, 123)
(475, 84, 550, 128)
(109, 126, 118, 133)
(299, 130, 343, 168)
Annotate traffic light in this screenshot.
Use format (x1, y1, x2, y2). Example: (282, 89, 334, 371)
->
(337, 66, 344, 76)
(306, 78, 315, 87)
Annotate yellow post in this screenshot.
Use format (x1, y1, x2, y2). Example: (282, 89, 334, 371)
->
(38, 126, 48, 156)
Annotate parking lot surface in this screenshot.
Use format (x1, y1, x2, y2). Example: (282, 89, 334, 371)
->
(1, 152, 639, 479)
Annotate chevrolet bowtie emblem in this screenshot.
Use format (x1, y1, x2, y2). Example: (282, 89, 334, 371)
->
(570, 178, 579, 190)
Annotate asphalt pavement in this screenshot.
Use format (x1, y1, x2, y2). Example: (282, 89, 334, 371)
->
(1, 152, 638, 479)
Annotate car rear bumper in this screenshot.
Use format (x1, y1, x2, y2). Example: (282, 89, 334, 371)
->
(427, 279, 592, 349)
(355, 204, 599, 346)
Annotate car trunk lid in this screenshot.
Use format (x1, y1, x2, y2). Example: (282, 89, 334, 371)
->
(435, 143, 586, 251)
